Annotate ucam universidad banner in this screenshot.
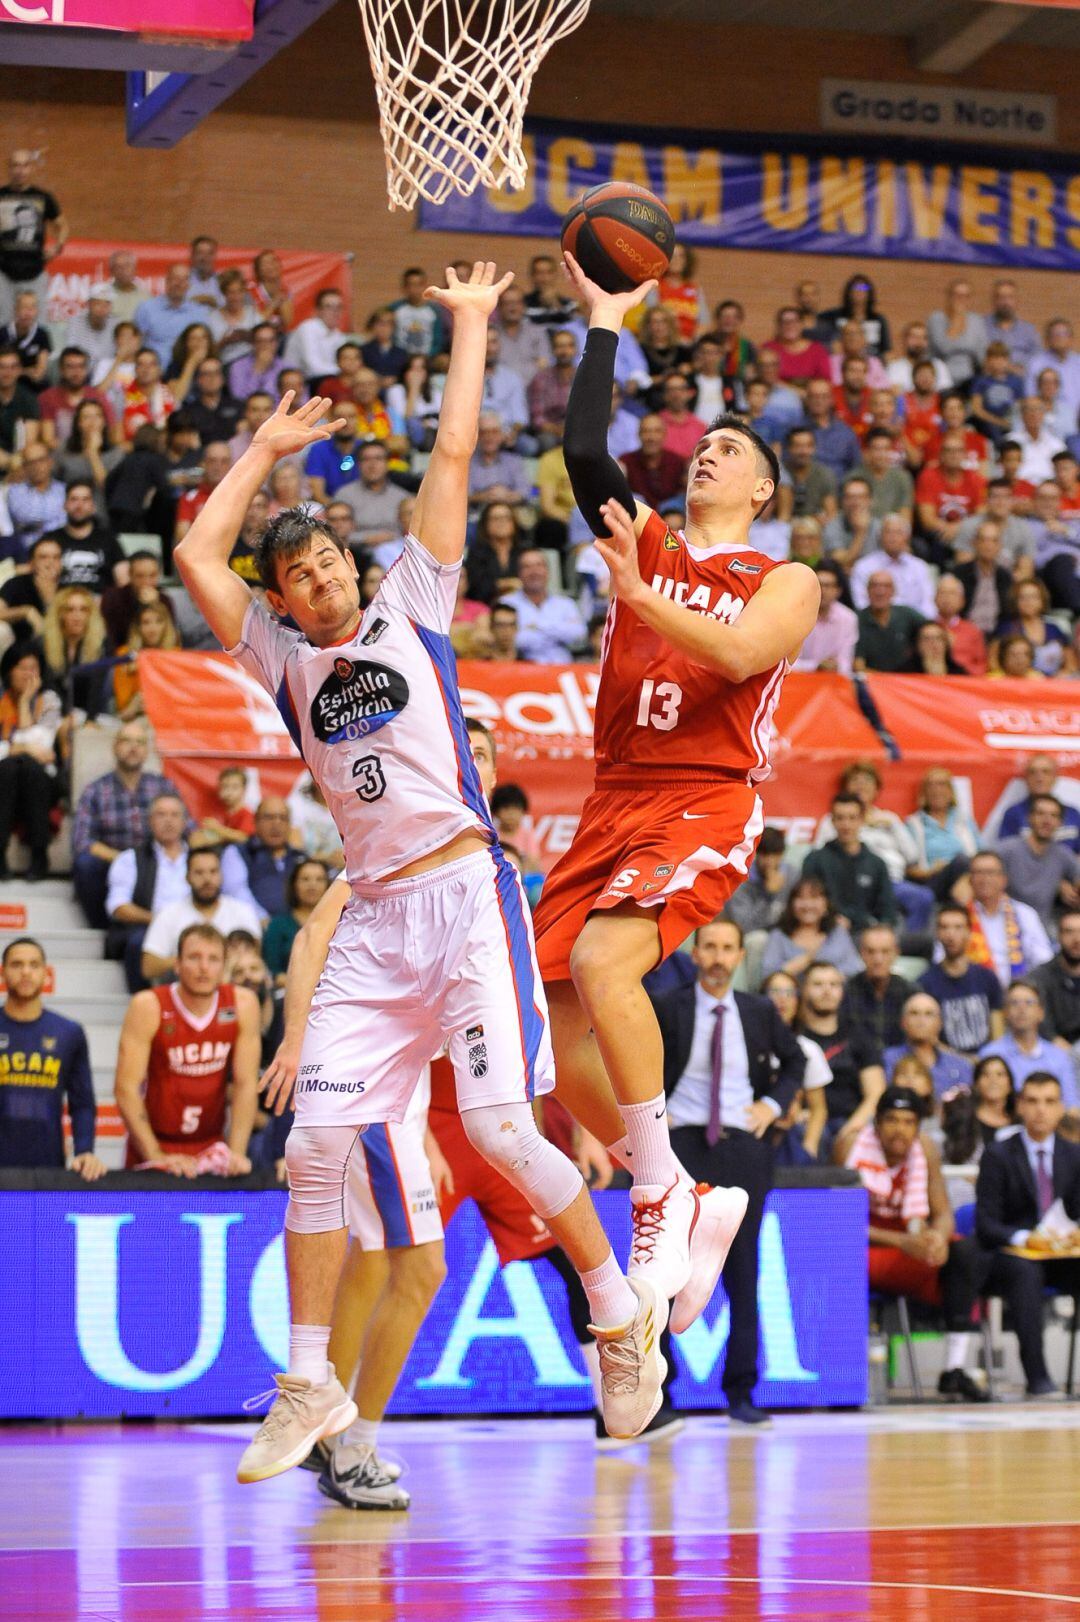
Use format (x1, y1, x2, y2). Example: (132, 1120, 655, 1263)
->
(0, 1188, 868, 1418)
(419, 116, 1080, 272)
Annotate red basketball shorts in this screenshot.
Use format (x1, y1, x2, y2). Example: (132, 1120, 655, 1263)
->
(533, 776, 765, 982)
(428, 1106, 555, 1266)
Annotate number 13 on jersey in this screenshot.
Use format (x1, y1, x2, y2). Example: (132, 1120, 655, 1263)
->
(636, 678, 683, 732)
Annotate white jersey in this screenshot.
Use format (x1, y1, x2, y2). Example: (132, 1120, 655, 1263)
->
(227, 534, 494, 883)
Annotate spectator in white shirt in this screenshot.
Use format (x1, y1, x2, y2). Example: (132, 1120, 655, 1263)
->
(849, 514, 936, 617)
(1011, 397, 1066, 485)
(140, 847, 262, 981)
(499, 548, 586, 663)
(284, 288, 350, 386)
(63, 283, 117, 373)
(886, 321, 952, 394)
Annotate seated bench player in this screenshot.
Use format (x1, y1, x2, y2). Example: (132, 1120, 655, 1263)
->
(114, 923, 261, 1175)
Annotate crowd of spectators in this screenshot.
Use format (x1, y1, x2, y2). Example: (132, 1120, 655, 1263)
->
(1, 149, 1079, 1400)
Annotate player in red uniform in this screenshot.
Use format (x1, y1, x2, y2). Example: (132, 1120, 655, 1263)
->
(532, 252, 820, 1322)
(114, 922, 261, 1174)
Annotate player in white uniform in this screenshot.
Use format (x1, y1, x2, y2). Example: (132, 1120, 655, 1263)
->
(174, 263, 666, 1484)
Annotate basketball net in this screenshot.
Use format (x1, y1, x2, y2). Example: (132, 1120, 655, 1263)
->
(357, 0, 591, 211)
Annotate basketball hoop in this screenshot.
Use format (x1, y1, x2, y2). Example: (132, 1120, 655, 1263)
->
(357, 0, 591, 212)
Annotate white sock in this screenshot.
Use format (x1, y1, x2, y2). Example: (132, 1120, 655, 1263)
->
(945, 1332, 972, 1370)
(288, 1323, 330, 1386)
(580, 1339, 605, 1410)
(581, 1250, 638, 1329)
(608, 1131, 692, 1188)
(619, 1093, 681, 1189)
(339, 1415, 379, 1453)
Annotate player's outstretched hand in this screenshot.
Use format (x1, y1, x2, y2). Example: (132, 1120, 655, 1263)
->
(424, 260, 514, 320)
(251, 392, 347, 459)
(595, 497, 645, 606)
(562, 250, 656, 318)
(261, 1042, 300, 1117)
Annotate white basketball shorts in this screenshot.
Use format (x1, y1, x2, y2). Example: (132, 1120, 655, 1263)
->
(347, 1113, 443, 1250)
(294, 847, 555, 1129)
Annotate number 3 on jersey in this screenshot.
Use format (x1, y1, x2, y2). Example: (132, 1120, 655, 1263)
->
(352, 754, 387, 804)
(636, 678, 683, 732)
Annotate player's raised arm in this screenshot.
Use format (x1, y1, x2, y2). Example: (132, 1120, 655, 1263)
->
(410, 261, 514, 566)
(174, 392, 345, 648)
(261, 878, 349, 1116)
(596, 496, 821, 680)
(561, 251, 657, 541)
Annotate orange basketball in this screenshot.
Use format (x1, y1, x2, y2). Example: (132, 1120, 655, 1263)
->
(560, 181, 676, 294)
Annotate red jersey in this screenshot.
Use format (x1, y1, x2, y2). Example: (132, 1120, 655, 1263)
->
(915, 465, 986, 524)
(127, 983, 239, 1163)
(832, 385, 872, 441)
(593, 511, 791, 786)
(925, 426, 988, 473)
(901, 394, 941, 457)
(177, 484, 212, 530)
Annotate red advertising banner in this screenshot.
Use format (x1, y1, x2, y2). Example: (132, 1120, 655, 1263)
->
(140, 653, 1080, 867)
(862, 673, 1080, 828)
(45, 239, 351, 331)
(0, 0, 252, 37)
(140, 654, 886, 867)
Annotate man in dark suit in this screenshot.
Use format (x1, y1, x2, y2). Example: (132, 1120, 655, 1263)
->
(946, 1071, 1080, 1395)
(651, 918, 804, 1427)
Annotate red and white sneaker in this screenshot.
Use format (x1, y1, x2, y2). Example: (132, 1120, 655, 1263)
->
(627, 1180, 699, 1300)
(670, 1184, 748, 1334)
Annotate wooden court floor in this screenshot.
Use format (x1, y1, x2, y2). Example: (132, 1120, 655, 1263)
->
(3, 1407, 1079, 1620)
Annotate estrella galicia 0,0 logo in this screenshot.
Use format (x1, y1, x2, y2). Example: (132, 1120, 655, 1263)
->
(311, 659, 410, 744)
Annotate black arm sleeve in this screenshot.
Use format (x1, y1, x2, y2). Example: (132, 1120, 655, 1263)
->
(562, 328, 637, 535)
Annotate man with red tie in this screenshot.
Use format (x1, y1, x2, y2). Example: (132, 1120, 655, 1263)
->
(649, 919, 804, 1427)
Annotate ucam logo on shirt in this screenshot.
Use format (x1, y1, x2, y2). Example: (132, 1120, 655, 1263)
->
(0, 1188, 868, 1417)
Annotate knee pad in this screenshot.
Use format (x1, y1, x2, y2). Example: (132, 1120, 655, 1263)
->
(283, 1125, 363, 1234)
(461, 1103, 583, 1221)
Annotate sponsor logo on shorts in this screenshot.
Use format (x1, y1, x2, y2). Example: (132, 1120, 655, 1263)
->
(296, 1076, 367, 1095)
(311, 658, 410, 744)
(466, 1024, 484, 1042)
(361, 617, 389, 646)
(411, 1192, 438, 1214)
(468, 1041, 489, 1079)
(654, 864, 674, 877)
(299, 1064, 323, 1077)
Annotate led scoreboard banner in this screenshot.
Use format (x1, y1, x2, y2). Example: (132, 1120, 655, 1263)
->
(1, 1187, 867, 1418)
